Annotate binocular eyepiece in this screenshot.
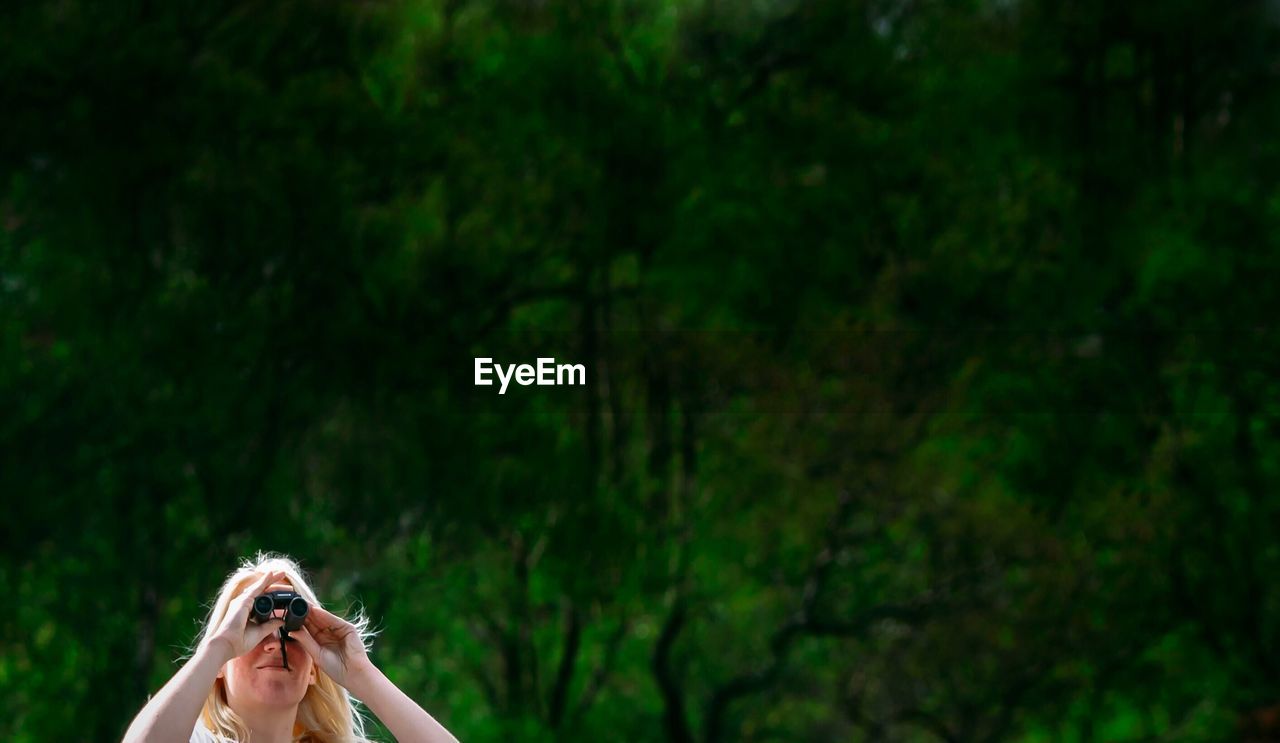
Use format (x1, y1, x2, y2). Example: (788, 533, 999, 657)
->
(249, 590, 309, 631)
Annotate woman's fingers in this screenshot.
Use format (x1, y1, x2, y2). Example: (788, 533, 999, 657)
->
(255, 570, 284, 593)
(240, 571, 272, 598)
(224, 571, 284, 637)
(302, 612, 335, 639)
(234, 570, 282, 608)
(305, 602, 344, 624)
(292, 626, 325, 661)
(303, 603, 349, 636)
(245, 618, 285, 646)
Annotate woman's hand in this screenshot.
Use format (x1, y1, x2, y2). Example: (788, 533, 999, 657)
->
(293, 603, 374, 688)
(201, 570, 286, 662)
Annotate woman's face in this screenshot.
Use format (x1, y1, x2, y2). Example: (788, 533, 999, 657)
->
(221, 581, 317, 709)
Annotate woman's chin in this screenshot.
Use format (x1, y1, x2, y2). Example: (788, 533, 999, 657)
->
(251, 679, 309, 706)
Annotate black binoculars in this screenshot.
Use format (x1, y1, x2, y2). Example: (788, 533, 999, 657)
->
(249, 590, 309, 631)
(248, 590, 309, 669)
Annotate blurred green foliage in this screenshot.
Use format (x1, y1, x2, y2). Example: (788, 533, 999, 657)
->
(3, 0, 1280, 740)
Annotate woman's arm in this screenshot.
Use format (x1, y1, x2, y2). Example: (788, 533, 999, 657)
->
(295, 604, 459, 743)
(346, 662, 460, 743)
(121, 640, 234, 743)
(122, 571, 286, 743)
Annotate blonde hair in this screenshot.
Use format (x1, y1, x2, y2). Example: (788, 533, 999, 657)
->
(191, 552, 375, 743)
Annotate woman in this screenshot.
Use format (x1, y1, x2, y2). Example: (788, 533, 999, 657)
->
(123, 554, 458, 743)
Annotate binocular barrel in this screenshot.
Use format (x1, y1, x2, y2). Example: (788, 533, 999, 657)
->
(249, 591, 309, 632)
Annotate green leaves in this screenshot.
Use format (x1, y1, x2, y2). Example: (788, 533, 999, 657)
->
(4, 0, 1280, 740)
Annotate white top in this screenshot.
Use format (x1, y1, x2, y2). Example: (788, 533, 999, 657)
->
(190, 724, 237, 743)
